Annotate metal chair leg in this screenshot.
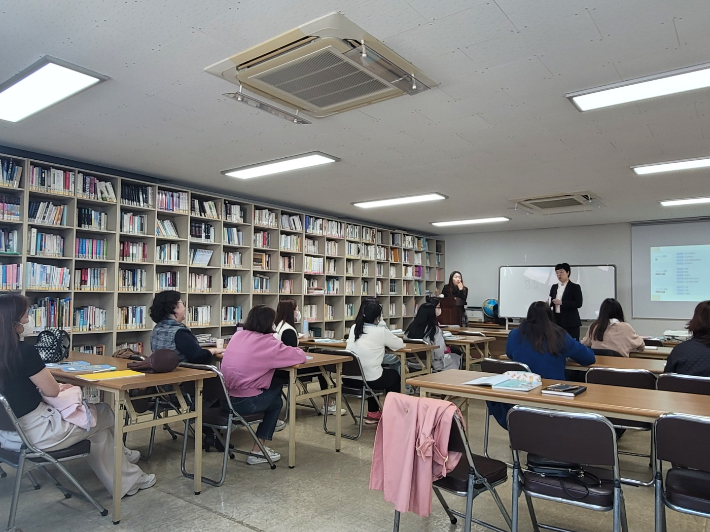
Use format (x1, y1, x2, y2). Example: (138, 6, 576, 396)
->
(654, 473, 667, 532)
(25, 470, 41, 490)
(524, 492, 541, 532)
(483, 406, 491, 458)
(7, 453, 25, 530)
(464, 473, 475, 532)
(393, 509, 401, 532)
(511, 466, 519, 532)
(433, 486, 457, 524)
(0, 464, 6, 477)
(49, 460, 107, 516)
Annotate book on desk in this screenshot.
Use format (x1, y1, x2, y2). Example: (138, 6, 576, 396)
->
(541, 384, 587, 397)
(464, 373, 542, 392)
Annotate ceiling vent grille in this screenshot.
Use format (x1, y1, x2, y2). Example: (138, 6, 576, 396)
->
(205, 12, 437, 118)
(514, 192, 602, 215)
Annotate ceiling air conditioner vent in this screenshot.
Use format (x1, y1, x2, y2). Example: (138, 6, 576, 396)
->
(205, 12, 437, 118)
(514, 192, 602, 215)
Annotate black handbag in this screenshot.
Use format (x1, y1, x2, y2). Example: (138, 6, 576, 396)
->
(35, 328, 70, 363)
(526, 454, 602, 500)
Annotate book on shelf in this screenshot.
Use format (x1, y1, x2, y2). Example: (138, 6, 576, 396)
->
(0, 194, 21, 221)
(73, 305, 107, 332)
(223, 251, 242, 268)
(540, 384, 587, 397)
(0, 158, 23, 188)
(253, 252, 272, 270)
(120, 212, 147, 235)
(188, 272, 212, 292)
(26, 263, 70, 290)
(120, 240, 148, 262)
(77, 174, 116, 202)
(254, 208, 277, 227)
(223, 274, 242, 292)
(74, 345, 106, 356)
(156, 219, 179, 238)
(305, 215, 324, 235)
(77, 206, 106, 230)
(0, 263, 22, 290)
(191, 198, 219, 218)
(28, 230, 63, 257)
(77, 237, 108, 260)
(156, 242, 179, 263)
(28, 297, 72, 330)
(190, 221, 214, 241)
(253, 231, 271, 248)
(117, 305, 146, 329)
(116, 342, 144, 354)
(222, 305, 242, 324)
(186, 305, 211, 326)
(280, 213, 303, 231)
(223, 227, 243, 245)
(253, 273, 270, 292)
(189, 248, 214, 266)
(74, 267, 108, 291)
(119, 268, 146, 291)
(157, 190, 189, 213)
(120, 183, 153, 208)
(0, 228, 19, 254)
(156, 270, 180, 290)
(29, 166, 75, 195)
(29, 201, 69, 226)
(223, 201, 244, 223)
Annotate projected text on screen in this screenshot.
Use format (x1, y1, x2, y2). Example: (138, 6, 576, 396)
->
(651, 245, 710, 302)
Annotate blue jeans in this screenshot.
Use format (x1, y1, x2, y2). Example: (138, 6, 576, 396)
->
(226, 379, 283, 441)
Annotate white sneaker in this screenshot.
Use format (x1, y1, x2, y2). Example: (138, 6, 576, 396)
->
(320, 404, 346, 416)
(246, 446, 281, 465)
(274, 419, 286, 432)
(125, 449, 141, 464)
(125, 473, 156, 496)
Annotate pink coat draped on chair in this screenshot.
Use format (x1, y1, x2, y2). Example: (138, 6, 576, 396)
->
(369, 392, 462, 517)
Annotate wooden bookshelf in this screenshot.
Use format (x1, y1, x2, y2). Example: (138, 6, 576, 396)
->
(0, 152, 446, 351)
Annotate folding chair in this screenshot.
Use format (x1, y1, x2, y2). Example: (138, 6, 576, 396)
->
(508, 406, 628, 532)
(654, 413, 710, 532)
(586, 368, 657, 486)
(656, 373, 710, 395)
(320, 349, 386, 441)
(0, 394, 107, 531)
(394, 412, 512, 532)
(480, 358, 530, 460)
(592, 348, 624, 358)
(179, 364, 275, 487)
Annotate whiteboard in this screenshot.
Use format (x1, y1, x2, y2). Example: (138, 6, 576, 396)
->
(499, 265, 617, 320)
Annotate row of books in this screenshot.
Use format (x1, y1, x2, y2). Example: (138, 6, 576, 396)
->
(304, 216, 344, 238)
(324, 304, 335, 321)
(156, 242, 179, 263)
(279, 278, 296, 294)
(120, 241, 148, 262)
(73, 305, 107, 331)
(0, 264, 21, 290)
(403, 250, 423, 265)
(119, 268, 146, 291)
(377, 246, 389, 260)
(326, 258, 337, 275)
(223, 274, 242, 292)
(304, 238, 319, 254)
(346, 224, 360, 240)
(222, 305, 242, 324)
(346, 242, 359, 257)
(403, 266, 424, 279)
(30, 201, 68, 226)
(280, 255, 296, 272)
(223, 227, 243, 245)
(77, 237, 108, 260)
(304, 256, 324, 274)
(188, 273, 212, 292)
(120, 184, 153, 208)
(157, 190, 189, 213)
(224, 201, 244, 223)
(254, 231, 271, 248)
(345, 279, 357, 295)
(0, 228, 18, 253)
(156, 271, 180, 290)
(190, 222, 214, 242)
(156, 219, 179, 238)
(362, 244, 377, 260)
(302, 304, 317, 320)
(120, 212, 147, 235)
(280, 213, 303, 231)
(76, 344, 106, 355)
(253, 252, 271, 270)
(77, 174, 116, 202)
(253, 274, 270, 293)
(223, 251, 242, 268)
(0, 195, 21, 221)
(28, 297, 72, 331)
(26, 263, 70, 290)
(117, 342, 143, 354)
(191, 199, 219, 219)
(28, 166, 75, 195)
(28, 230, 62, 257)
(254, 208, 277, 227)
(74, 267, 107, 291)
(280, 234, 300, 251)
(362, 227, 376, 244)
(325, 241, 338, 256)
(376, 264, 386, 277)
(363, 263, 370, 276)
(403, 280, 423, 296)
(325, 277, 340, 295)
(304, 278, 321, 293)
(189, 248, 213, 266)
(117, 305, 146, 329)
(77, 206, 107, 230)
(186, 305, 211, 326)
(0, 158, 22, 188)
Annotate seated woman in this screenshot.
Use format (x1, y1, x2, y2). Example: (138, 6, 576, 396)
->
(405, 300, 461, 372)
(149, 290, 224, 362)
(665, 300, 710, 376)
(489, 301, 595, 429)
(221, 305, 306, 464)
(0, 293, 155, 497)
(273, 299, 344, 416)
(345, 300, 404, 424)
(581, 298, 644, 357)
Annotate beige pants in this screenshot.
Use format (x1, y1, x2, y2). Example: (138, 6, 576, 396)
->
(16, 402, 144, 497)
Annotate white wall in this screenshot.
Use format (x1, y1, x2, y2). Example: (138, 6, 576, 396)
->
(443, 222, 687, 336)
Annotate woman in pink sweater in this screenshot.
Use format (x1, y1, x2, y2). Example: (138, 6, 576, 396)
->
(581, 298, 644, 357)
(221, 305, 306, 464)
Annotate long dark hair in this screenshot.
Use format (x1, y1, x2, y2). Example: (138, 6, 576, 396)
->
(447, 271, 465, 294)
(0, 292, 30, 380)
(275, 298, 297, 328)
(244, 305, 277, 334)
(406, 302, 439, 342)
(589, 298, 625, 342)
(354, 300, 382, 341)
(688, 300, 710, 346)
(519, 301, 566, 356)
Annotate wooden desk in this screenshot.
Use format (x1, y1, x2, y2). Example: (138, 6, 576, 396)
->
(407, 370, 710, 423)
(282, 351, 351, 468)
(630, 346, 673, 360)
(443, 328, 509, 358)
(51, 352, 215, 524)
(444, 336, 495, 369)
(565, 355, 666, 375)
(299, 340, 436, 394)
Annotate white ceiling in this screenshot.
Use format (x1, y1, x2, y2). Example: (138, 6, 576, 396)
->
(1, 0, 710, 235)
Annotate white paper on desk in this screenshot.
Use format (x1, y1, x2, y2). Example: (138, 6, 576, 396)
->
(306, 356, 313, 360)
(464, 375, 509, 386)
(645, 346, 658, 350)
(313, 338, 342, 344)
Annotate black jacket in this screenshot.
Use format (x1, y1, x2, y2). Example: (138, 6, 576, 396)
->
(549, 281, 583, 328)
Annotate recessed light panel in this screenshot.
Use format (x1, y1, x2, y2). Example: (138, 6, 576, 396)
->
(353, 193, 446, 209)
(223, 152, 339, 180)
(568, 63, 710, 111)
(660, 197, 710, 207)
(431, 217, 510, 227)
(632, 157, 710, 175)
(0, 56, 106, 122)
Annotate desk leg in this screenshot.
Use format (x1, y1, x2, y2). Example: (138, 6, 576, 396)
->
(399, 353, 407, 394)
(193, 379, 203, 495)
(465, 344, 472, 370)
(111, 390, 123, 524)
(335, 364, 342, 453)
(288, 368, 297, 468)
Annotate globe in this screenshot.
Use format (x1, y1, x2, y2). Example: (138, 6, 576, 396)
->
(483, 299, 499, 320)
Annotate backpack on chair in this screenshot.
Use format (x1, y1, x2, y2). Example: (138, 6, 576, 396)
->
(34, 328, 70, 363)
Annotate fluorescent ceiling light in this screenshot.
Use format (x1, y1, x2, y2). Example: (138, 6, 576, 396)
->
(660, 197, 710, 207)
(353, 193, 446, 209)
(567, 63, 710, 111)
(223, 152, 339, 180)
(0, 56, 106, 122)
(632, 157, 710, 175)
(431, 217, 510, 227)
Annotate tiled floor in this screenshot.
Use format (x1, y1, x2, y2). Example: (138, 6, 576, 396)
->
(1, 396, 708, 532)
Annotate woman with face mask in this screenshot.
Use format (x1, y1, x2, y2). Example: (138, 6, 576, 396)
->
(405, 301, 461, 371)
(0, 292, 156, 497)
(273, 299, 344, 416)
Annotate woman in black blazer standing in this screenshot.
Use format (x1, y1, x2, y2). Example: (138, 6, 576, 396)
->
(549, 263, 583, 340)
